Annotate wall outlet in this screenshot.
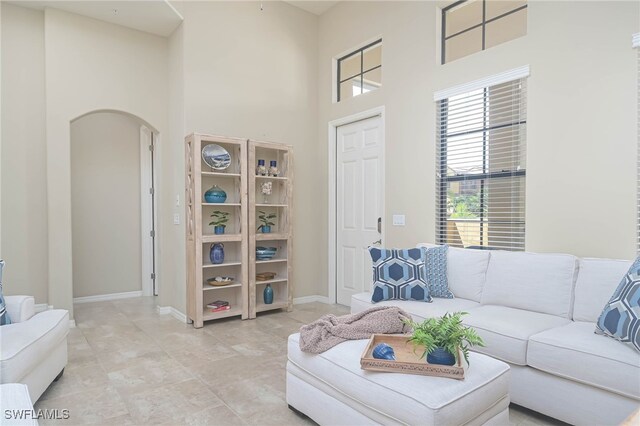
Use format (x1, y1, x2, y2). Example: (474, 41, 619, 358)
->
(173, 213, 180, 225)
(392, 214, 405, 226)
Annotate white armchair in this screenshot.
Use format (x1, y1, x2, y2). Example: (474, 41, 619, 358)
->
(0, 296, 69, 402)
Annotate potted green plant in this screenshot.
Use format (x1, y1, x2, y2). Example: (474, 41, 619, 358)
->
(405, 312, 484, 366)
(209, 211, 230, 234)
(257, 211, 276, 233)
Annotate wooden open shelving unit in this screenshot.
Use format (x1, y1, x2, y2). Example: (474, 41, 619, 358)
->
(185, 133, 249, 328)
(248, 140, 293, 319)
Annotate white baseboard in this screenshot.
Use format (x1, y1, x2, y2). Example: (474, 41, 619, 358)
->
(34, 303, 53, 313)
(293, 295, 333, 305)
(73, 290, 142, 304)
(156, 305, 187, 323)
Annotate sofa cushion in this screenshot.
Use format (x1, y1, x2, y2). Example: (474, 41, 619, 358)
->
(528, 321, 640, 400)
(287, 333, 510, 426)
(369, 247, 432, 303)
(351, 292, 480, 321)
(595, 257, 640, 352)
(417, 243, 490, 302)
(463, 305, 570, 366)
(574, 258, 634, 322)
(481, 251, 577, 318)
(423, 245, 453, 298)
(0, 309, 69, 383)
(0, 260, 10, 326)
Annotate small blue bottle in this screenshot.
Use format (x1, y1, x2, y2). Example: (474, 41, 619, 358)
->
(263, 284, 274, 304)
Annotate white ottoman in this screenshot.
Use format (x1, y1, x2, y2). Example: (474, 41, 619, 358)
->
(287, 333, 510, 426)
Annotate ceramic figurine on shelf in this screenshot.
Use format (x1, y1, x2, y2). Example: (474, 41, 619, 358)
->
(263, 283, 274, 304)
(210, 243, 224, 264)
(268, 160, 279, 177)
(204, 185, 227, 203)
(260, 181, 272, 204)
(256, 159, 268, 176)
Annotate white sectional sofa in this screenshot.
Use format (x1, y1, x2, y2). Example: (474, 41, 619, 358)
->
(351, 244, 640, 426)
(0, 296, 69, 402)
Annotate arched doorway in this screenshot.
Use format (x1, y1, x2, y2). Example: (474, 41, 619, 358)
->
(70, 110, 158, 302)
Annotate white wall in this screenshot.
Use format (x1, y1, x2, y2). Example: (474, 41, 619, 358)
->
(159, 1, 319, 313)
(70, 112, 142, 298)
(163, 22, 185, 309)
(1, 5, 170, 313)
(0, 4, 48, 303)
(317, 1, 639, 299)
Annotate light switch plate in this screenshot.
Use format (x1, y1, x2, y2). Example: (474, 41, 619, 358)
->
(392, 215, 405, 226)
(173, 213, 180, 225)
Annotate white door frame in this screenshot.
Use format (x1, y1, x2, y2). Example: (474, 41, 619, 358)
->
(328, 106, 385, 304)
(140, 126, 159, 296)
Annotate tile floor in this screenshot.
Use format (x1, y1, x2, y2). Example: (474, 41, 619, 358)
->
(35, 297, 563, 425)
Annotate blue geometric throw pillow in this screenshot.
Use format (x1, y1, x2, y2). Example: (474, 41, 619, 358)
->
(595, 256, 640, 352)
(0, 260, 11, 326)
(423, 245, 453, 298)
(369, 248, 432, 303)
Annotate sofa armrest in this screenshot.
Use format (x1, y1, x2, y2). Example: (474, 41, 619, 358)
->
(4, 296, 35, 323)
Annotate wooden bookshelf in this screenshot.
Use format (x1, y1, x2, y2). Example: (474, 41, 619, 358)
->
(248, 140, 293, 318)
(185, 133, 249, 327)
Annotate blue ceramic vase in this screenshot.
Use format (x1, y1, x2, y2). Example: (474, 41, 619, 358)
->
(427, 347, 456, 366)
(214, 225, 225, 235)
(210, 243, 224, 264)
(263, 284, 274, 304)
(204, 185, 227, 203)
(261, 225, 271, 233)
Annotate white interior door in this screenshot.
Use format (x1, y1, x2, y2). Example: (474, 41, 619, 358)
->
(336, 116, 383, 306)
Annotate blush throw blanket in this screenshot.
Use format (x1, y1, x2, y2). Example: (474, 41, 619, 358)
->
(298, 306, 412, 353)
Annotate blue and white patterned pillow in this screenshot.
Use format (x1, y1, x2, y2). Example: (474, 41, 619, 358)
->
(424, 245, 453, 298)
(0, 260, 11, 326)
(595, 257, 640, 352)
(369, 248, 432, 303)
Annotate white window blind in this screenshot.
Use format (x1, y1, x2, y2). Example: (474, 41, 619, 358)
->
(436, 77, 527, 251)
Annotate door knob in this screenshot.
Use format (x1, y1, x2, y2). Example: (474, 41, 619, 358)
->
(377, 217, 382, 234)
(371, 239, 382, 246)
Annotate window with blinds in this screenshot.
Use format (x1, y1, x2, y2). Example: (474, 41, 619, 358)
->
(436, 76, 527, 251)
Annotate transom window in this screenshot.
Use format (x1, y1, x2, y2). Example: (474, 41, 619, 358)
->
(442, 0, 528, 64)
(436, 75, 528, 251)
(337, 40, 382, 102)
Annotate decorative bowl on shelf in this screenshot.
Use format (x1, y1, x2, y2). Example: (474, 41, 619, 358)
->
(256, 247, 277, 260)
(207, 276, 234, 286)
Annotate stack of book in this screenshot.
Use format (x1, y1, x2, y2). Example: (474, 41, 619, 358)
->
(207, 300, 230, 313)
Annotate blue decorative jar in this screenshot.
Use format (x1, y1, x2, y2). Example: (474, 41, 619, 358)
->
(214, 225, 225, 235)
(204, 185, 227, 203)
(261, 225, 271, 234)
(263, 284, 274, 304)
(427, 347, 456, 366)
(210, 243, 224, 264)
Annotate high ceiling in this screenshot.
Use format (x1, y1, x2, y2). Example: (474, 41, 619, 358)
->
(6, 0, 183, 37)
(6, 1, 341, 37)
(283, 1, 338, 15)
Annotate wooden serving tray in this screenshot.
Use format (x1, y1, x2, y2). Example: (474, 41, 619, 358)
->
(360, 334, 465, 380)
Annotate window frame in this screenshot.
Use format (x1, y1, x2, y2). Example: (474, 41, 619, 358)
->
(441, 0, 528, 64)
(336, 39, 382, 102)
(436, 78, 528, 251)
